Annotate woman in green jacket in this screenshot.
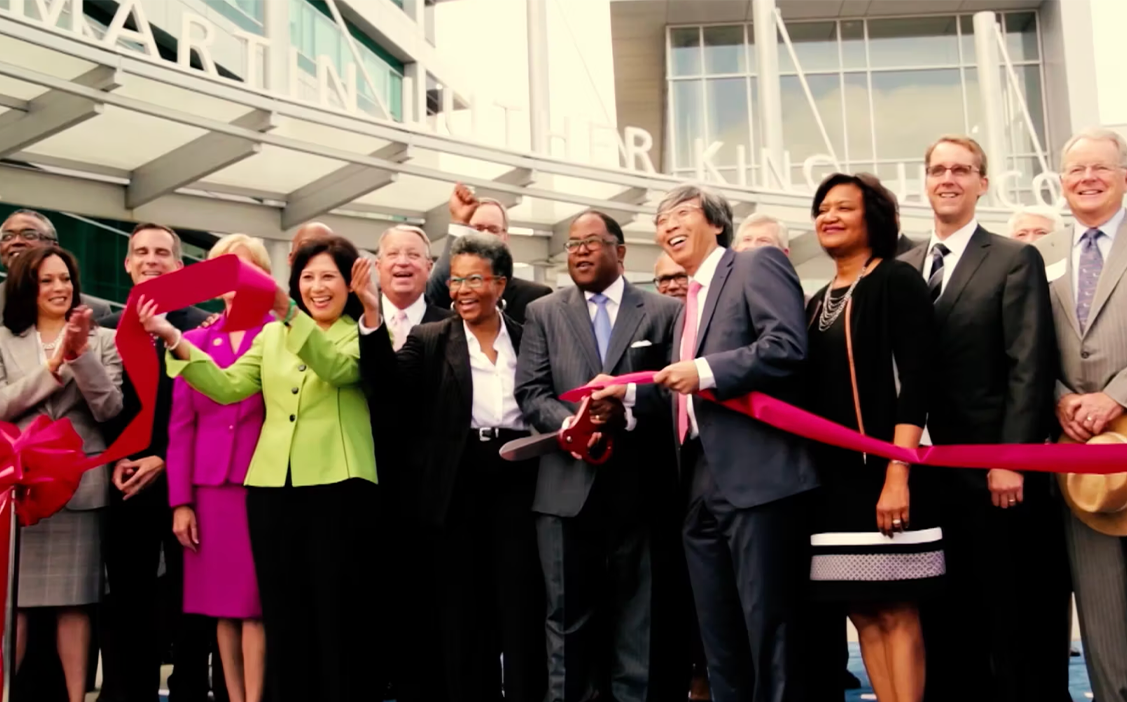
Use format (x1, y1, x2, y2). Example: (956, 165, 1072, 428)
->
(137, 236, 379, 702)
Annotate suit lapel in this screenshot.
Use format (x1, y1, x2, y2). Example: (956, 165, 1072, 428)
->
(695, 249, 734, 355)
(445, 319, 472, 405)
(602, 283, 644, 374)
(1086, 218, 1127, 334)
(11, 330, 68, 417)
(934, 227, 990, 327)
(562, 287, 602, 377)
(1053, 254, 1081, 340)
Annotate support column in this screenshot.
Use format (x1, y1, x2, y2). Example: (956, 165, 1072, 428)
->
(973, 11, 1008, 207)
(263, 0, 290, 93)
(753, 0, 784, 189)
(266, 239, 290, 286)
(527, 0, 550, 154)
(403, 63, 428, 126)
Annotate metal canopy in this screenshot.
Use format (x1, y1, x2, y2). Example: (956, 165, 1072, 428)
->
(0, 13, 963, 282)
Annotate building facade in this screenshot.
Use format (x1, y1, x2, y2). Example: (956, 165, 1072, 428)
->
(0, 0, 1123, 296)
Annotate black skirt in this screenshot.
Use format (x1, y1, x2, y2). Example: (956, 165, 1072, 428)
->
(808, 447, 945, 603)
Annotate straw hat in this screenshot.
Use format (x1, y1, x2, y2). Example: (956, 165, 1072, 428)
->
(1058, 416, 1127, 537)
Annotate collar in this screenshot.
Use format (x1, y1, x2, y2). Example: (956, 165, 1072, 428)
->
(463, 317, 512, 353)
(691, 246, 726, 288)
(1072, 208, 1126, 248)
(382, 292, 427, 322)
(928, 218, 978, 258)
(584, 275, 625, 306)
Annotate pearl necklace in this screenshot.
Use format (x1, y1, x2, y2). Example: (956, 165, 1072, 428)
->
(37, 332, 60, 351)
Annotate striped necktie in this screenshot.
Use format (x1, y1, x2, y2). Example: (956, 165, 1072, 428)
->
(928, 243, 950, 303)
(1076, 228, 1104, 330)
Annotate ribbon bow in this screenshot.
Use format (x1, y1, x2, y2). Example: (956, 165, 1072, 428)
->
(0, 416, 89, 527)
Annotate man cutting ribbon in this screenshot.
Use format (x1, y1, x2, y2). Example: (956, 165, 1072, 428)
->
(597, 184, 818, 702)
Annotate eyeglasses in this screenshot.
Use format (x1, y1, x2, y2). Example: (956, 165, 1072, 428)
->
(447, 274, 497, 290)
(1063, 164, 1124, 179)
(564, 236, 617, 253)
(653, 273, 689, 288)
(655, 204, 702, 228)
(925, 164, 981, 178)
(0, 229, 50, 243)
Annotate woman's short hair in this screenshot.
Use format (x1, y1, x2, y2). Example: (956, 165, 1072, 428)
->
(3, 246, 82, 335)
(450, 232, 514, 280)
(209, 233, 272, 273)
(811, 173, 900, 260)
(288, 235, 363, 322)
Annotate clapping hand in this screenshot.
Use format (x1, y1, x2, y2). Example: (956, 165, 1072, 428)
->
(351, 258, 381, 329)
(63, 306, 93, 359)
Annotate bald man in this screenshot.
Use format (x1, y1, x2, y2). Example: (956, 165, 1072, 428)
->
(290, 221, 334, 264)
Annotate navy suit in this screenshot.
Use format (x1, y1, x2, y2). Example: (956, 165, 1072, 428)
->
(676, 246, 818, 702)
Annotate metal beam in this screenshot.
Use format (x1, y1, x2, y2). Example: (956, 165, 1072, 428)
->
(126, 110, 277, 209)
(280, 142, 411, 229)
(0, 65, 119, 159)
(0, 20, 772, 209)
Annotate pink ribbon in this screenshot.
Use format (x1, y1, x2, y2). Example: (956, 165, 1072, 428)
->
(561, 372, 1127, 475)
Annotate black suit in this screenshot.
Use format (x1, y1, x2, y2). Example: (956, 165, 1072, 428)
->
(900, 227, 1067, 702)
(361, 314, 546, 702)
(365, 300, 454, 702)
(98, 306, 225, 702)
(675, 247, 817, 702)
(426, 235, 552, 324)
(515, 281, 682, 702)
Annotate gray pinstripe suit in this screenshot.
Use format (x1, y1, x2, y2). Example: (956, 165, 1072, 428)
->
(1050, 213, 1127, 702)
(515, 281, 681, 702)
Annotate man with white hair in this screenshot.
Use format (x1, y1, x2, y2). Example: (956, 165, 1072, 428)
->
(733, 213, 789, 253)
(373, 225, 454, 349)
(1008, 205, 1065, 244)
(1050, 126, 1127, 702)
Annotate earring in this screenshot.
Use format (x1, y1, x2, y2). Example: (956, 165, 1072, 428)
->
(450, 301, 456, 311)
(498, 298, 508, 311)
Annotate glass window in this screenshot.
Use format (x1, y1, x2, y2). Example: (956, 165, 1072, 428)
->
(841, 20, 865, 70)
(669, 27, 701, 77)
(959, 15, 975, 66)
(1004, 12, 1039, 62)
(779, 74, 844, 165)
(877, 162, 926, 200)
(842, 72, 872, 161)
(868, 17, 960, 69)
(705, 78, 751, 167)
(871, 69, 964, 160)
(778, 21, 838, 73)
(672, 80, 704, 169)
(703, 26, 744, 75)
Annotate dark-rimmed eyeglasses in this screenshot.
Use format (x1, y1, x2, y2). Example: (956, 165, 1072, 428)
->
(0, 229, 51, 244)
(564, 236, 617, 253)
(653, 273, 689, 288)
(447, 274, 497, 290)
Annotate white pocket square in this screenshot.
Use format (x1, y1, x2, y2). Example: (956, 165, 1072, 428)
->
(630, 340, 653, 348)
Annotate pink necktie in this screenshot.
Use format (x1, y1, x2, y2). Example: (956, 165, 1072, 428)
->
(677, 281, 703, 443)
(392, 311, 409, 351)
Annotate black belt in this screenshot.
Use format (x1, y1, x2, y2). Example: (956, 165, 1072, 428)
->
(470, 427, 529, 443)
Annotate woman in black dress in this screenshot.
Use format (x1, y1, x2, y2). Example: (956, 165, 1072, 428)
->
(806, 173, 943, 702)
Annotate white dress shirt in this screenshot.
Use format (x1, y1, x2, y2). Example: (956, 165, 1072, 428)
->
(466, 321, 526, 430)
(1070, 208, 1125, 300)
(922, 218, 978, 295)
(682, 246, 724, 439)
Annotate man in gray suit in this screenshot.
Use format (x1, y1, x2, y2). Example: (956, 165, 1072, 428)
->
(0, 210, 113, 319)
(1051, 126, 1127, 702)
(515, 211, 681, 702)
(645, 184, 817, 702)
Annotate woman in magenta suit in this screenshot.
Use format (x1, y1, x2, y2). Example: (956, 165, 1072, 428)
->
(166, 234, 272, 702)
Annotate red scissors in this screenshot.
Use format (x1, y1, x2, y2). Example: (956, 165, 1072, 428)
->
(499, 395, 613, 464)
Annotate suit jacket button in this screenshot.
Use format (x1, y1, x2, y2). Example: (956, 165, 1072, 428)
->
(292, 387, 299, 394)
(298, 364, 307, 371)
(289, 414, 296, 422)
(1081, 351, 1091, 359)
